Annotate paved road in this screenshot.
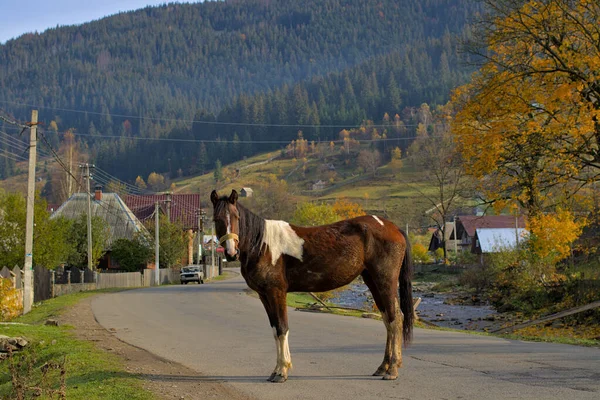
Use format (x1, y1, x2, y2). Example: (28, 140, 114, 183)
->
(93, 270, 600, 400)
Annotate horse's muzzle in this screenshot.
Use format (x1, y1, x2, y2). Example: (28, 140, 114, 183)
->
(226, 249, 240, 262)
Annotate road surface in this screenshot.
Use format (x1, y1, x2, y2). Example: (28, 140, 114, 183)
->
(93, 270, 600, 400)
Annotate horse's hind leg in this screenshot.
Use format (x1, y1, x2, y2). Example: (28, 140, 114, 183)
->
(362, 270, 392, 376)
(362, 265, 403, 380)
(260, 289, 292, 383)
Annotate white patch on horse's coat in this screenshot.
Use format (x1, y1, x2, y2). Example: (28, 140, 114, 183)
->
(372, 215, 384, 226)
(278, 331, 292, 369)
(263, 220, 304, 265)
(225, 211, 236, 257)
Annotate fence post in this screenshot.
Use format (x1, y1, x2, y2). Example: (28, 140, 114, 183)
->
(67, 270, 71, 285)
(51, 270, 55, 298)
(80, 270, 84, 285)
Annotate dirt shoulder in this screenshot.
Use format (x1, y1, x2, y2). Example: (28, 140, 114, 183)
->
(59, 293, 254, 400)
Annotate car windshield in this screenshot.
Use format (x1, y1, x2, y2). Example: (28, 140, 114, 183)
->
(182, 267, 199, 273)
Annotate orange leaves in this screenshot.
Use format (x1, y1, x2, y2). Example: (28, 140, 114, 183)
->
(331, 199, 365, 220)
(452, 0, 600, 220)
(527, 209, 586, 265)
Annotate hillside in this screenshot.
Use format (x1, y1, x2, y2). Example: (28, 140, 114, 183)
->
(173, 145, 453, 230)
(0, 0, 482, 183)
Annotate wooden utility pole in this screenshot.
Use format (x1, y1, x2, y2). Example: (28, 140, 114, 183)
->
(80, 163, 94, 271)
(23, 110, 38, 314)
(155, 202, 160, 286)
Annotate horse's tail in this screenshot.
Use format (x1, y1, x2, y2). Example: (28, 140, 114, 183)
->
(399, 229, 414, 345)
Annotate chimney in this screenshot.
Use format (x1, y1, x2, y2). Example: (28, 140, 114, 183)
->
(94, 184, 102, 201)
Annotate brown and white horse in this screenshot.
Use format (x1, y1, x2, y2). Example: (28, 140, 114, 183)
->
(211, 190, 413, 383)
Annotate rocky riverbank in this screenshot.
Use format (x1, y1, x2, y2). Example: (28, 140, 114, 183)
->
(330, 280, 511, 332)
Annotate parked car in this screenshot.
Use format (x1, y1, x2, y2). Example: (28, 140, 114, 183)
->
(180, 266, 204, 284)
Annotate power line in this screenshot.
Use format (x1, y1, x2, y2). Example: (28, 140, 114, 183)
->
(0, 151, 26, 162)
(0, 99, 444, 129)
(93, 167, 152, 194)
(0, 129, 52, 158)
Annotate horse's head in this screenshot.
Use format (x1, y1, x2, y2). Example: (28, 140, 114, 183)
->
(211, 189, 240, 261)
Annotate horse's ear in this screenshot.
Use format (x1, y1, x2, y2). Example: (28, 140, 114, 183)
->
(229, 190, 238, 204)
(210, 190, 219, 206)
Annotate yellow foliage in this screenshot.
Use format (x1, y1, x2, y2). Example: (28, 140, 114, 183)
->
(526, 209, 586, 265)
(292, 199, 365, 227)
(411, 243, 432, 264)
(331, 199, 365, 220)
(0, 279, 22, 321)
(452, 0, 600, 218)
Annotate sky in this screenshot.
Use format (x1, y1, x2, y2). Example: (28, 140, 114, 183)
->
(0, 1, 200, 44)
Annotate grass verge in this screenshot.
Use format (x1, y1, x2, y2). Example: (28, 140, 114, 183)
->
(0, 290, 154, 400)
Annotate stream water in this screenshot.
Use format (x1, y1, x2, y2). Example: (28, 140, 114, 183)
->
(330, 282, 503, 332)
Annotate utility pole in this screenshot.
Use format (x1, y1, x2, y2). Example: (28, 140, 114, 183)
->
(23, 110, 38, 314)
(197, 209, 205, 265)
(155, 201, 160, 286)
(165, 192, 172, 221)
(211, 220, 216, 279)
(80, 163, 94, 271)
(453, 215, 458, 255)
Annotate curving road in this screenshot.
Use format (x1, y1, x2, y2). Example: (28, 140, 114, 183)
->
(92, 270, 600, 400)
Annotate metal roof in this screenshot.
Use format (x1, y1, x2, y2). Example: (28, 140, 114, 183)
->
(124, 194, 201, 230)
(476, 228, 529, 253)
(51, 193, 148, 246)
(458, 215, 527, 237)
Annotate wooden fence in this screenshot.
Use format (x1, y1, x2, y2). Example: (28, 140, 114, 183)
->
(96, 272, 143, 289)
(3, 264, 221, 319)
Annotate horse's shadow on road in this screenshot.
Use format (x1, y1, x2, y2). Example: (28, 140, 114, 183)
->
(140, 373, 380, 383)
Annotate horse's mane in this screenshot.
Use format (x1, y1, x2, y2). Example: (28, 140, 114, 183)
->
(237, 202, 265, 257)
(215, 197, 265, 258)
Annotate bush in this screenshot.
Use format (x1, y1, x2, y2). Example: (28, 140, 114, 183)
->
(0, 279, 22, 321)
(412, 243, 433, 264)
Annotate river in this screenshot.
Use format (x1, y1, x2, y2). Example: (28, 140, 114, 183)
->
(330, 282, 503, 332)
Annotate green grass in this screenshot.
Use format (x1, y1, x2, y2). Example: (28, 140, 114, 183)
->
(286, 292, 315, 308)
(500, 332, 600, 347)
(0, 291, 154, 400)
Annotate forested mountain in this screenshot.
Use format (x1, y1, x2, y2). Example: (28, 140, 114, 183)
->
(0, 0, 482, 182)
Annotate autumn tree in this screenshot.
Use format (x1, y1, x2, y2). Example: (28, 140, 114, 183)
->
(292, 199, 365, 227)
(453, 0, 600, 219)
(357, 149, 381, 176)
(245, 174, 296, 220)
(147, 172, 166, 191)
(390, 146, 403, 172)
(135, 176, 147, 190)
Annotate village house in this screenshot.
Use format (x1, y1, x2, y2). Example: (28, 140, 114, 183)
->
(311, 180, 327, 191)
(472, 228, 529, 264)
(124, 193, 201, 265)
(454, 215, 527, 253)
(240, 187, 253, 197)
(427, 221, 459, 255)
(51, 185, 148, 270)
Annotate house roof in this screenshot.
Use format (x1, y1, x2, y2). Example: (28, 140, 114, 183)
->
(458, 215, 527, 237)
(51, 193, 147, 246)
(241, 187, 253, 192)
(476, 228, 529, 253)
(124, 193, 201, 230)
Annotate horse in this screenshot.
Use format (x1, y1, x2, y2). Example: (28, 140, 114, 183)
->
(211, 189, 413, 383)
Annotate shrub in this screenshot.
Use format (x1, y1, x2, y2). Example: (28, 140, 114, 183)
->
(0, 279, 22, 321)
(412, 243, 432, 264)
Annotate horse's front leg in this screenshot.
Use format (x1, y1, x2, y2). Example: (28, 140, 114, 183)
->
(261, 289, 291, 383)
